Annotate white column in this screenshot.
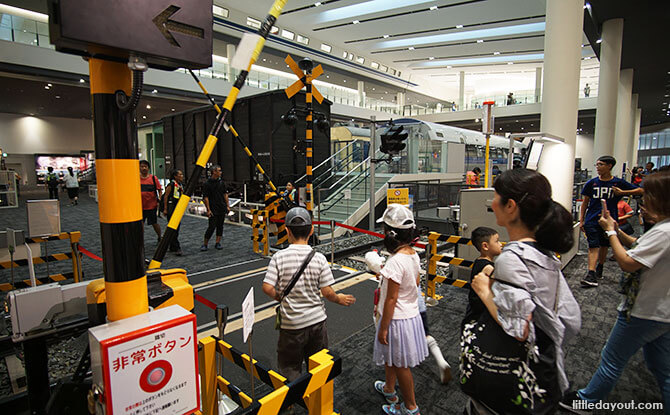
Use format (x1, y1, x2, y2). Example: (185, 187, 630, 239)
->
(537, 0, 583, 210)
(593, 19, 624, 158)
(626, 93, 639, 171)
(396, 92, 405, 115)
(535, 67, 542, 103)
(458, 71, 465, 110)
(612, 69, 634, 177)
(631, 109, 642, 167)
(357, 81, 366, 107)
(226, 44, 236, 82)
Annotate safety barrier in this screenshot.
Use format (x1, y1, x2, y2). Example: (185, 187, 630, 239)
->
(251, 208, 271, 256)
(0, 232, 83, 291)
(199, 336, 341, 415)
(426, 231, 474, 300)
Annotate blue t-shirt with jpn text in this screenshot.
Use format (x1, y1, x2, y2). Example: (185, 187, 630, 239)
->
(581, 177, 637, 225)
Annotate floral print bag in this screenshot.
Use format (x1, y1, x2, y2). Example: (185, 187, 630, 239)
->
(459, 279, 561, 414)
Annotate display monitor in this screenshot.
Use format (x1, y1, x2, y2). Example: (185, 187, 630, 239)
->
(524, 140, 544, 170)
(35, 155, 90, 184)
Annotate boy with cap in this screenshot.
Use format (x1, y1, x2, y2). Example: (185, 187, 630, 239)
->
(262, 207, 356, 381)
(580, 155, 642, 287)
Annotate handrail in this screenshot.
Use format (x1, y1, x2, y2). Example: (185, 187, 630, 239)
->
(319, 169, 370, 214)
(311, 146, 362, 188)
(325, 156, 369, 192)
(295, 139, 361, 184)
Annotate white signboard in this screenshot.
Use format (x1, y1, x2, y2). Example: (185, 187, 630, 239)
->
(26, 199, 60, 237)
(242, 287, 255, 343)
(89, 306, 199, 415)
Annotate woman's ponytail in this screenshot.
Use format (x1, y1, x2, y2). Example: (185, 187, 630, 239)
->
(535, 201, 574, 253)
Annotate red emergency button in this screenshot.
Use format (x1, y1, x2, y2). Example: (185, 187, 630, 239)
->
(139, 360, 173, 393)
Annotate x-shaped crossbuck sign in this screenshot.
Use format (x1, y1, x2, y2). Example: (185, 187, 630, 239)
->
(283, 55, 325, 103)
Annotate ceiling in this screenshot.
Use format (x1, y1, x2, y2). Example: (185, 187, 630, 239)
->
(0, 74, 205, 123)
(584, 0, 670, 126)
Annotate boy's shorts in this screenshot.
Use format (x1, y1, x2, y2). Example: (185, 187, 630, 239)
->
(584, 223, 609, 248)
(277, 320, 328, 382)
(143, 208, 158, 225)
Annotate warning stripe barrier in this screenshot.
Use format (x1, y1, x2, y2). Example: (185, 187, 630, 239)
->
(199, 335, 341, 415)
(0, 271, 77, 292)
(24, 231, 81, 244)
(426, 231, 478, 301)
(0, 252, 73, 269)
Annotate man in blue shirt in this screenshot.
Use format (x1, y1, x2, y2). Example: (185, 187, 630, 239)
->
(580, 156, 643, 287)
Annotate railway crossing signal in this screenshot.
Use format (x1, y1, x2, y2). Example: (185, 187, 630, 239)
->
(380, 124, 409, 156)
(284, 55, 325, 213)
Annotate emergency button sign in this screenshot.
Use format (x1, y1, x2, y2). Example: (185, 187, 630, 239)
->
(89, 305, 199, 415)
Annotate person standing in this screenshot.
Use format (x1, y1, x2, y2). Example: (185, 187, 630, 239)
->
(46, 166, 59, 200)
(561, 172, 670, 413)
(201, 165, 229, 251)
(139, 160, 163, 241)
(162, 170, 183, 256)
(583, 83, 591, 97)
(466, 167, 481, 186)
(64, 166, 80, 205)
(579, 156, 642, 288)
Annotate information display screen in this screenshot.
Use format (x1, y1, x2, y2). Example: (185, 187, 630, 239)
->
(35, 155, 90, 184)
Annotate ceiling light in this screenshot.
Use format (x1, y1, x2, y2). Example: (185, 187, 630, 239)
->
(493, 51, 500, 55)
(152, 89, 158, 93)
(352, 20, 360, 24)
(584, 57, 592, 60)
(314, 2, 322, 6)
(507, 62, 513, 65)
(429, 5, 438, 10)
(428, 57, 435, 60)
(47, 83, 52, 87)
(477, 39, 483, 43)
(263, 58, 266, 61)
(171, 108, 175, 111)
(383, 34, 390, 38)
(55, 95, 61, 99)
(343, 80, 346, 82)
(142, 115, 147, 119)
(372, 87, 376, 90)
(44, 86, 50, 89)
(146, 105, 151, 109)
(79, 79, 85, 83)
(596, 38, 602, 43)
(581, 44, 585, 47)
(446, 65, 452, 69)
(408, 46, 415, 50)
(456, 24, 463, 29)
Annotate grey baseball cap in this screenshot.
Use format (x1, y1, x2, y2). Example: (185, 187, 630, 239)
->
(285, 207, 312, 226)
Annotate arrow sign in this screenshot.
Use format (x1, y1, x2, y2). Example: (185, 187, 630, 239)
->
(153, 5, 205, 47)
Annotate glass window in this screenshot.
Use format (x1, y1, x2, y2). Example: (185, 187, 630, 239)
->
(13, 29, 37, 45)
(380, 65, 388, 72)
(347, 52, 354, 60)
(658, 133, 666, 149)
(370, 62, 379, 69)
(246, 17, 261, 29)
(651, 136, 658, 149)
(296, 34, 309, 44)
(281, 29, 295, 40)
(320, 43, 332, 53)
(0, 13, 12, 28)
(213, 5, 229, 18)
(270, 26, 279, 35)
(342, 51, 348, 58)
(0, 26, 11, 41)
(355, 56, 365, 64)
(389, 68, 397, 76)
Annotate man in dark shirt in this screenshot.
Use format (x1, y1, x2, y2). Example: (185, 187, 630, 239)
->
(201, 165, 229, 251)
(580, 155, 642, 287)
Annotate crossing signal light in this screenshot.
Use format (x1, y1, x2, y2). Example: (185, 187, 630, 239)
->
(379, 124, 408, 155)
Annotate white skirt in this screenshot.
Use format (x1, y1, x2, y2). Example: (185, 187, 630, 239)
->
(373, 314, 429, 368)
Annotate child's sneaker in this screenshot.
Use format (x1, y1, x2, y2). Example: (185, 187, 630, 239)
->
(200, 245, 208, 252)
(215, 242, 223, 250)
(382, 403, 420, 415)
(374, 381, 398, 405)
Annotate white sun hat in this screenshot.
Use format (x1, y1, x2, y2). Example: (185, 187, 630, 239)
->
(376, 203, 416, 229)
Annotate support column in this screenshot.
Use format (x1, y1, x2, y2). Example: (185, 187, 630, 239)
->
(537, 0, 583, 210)
(535, 67, 542, 103)
(631, 109, 642, 167)
(612, 69, 633, 177)
(357, 80, 365, 107)
(396, 92, 405, 115)
(593, 18, 624, 158)
(458, 71, 465, 110)
(89, 59, 147, 321)
(226, 43, 236, 82)
(627, 94, 639, 169)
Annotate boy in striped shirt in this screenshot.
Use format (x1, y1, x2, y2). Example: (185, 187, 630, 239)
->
(262, 207, 356, 381)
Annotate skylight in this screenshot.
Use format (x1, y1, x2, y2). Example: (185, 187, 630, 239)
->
(377, 22, 546, 49)
(315, 0, 435, 23)
(412, 53, 545, 68)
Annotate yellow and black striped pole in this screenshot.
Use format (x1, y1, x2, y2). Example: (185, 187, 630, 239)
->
(305, 69, 313, 212)
(89, 58, 147, 321)
(149, 0, 287, 270)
